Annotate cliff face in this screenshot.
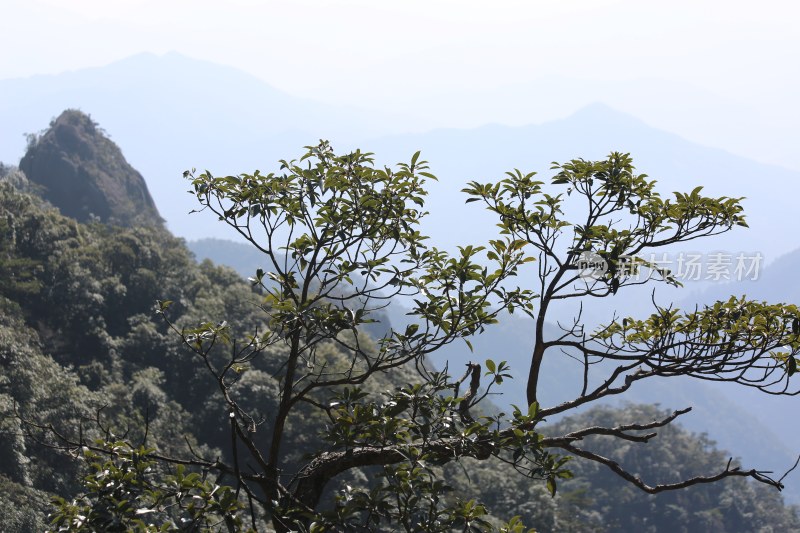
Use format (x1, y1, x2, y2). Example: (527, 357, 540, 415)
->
(19, 110, 163, 227)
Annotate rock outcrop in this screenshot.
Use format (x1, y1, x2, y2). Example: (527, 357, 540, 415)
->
(19, 110, 163, 227)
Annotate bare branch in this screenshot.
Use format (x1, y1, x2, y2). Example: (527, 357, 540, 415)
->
(556, 442, 783, 493)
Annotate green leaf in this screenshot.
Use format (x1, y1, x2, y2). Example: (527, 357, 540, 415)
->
(546, 477, 557, 496)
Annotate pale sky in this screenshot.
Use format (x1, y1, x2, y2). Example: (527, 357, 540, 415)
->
(2, 0, 799, 168)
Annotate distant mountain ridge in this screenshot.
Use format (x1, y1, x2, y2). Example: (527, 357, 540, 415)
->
(359, 102, 800, 264)
(0, 52, 387, 238)
(674, 243, 800, 461)
(1, 53, 798, 260)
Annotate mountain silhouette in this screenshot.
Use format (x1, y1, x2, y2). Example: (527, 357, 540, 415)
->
(2, 54, 797, 255)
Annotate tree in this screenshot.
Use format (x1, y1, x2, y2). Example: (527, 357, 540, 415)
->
(47, 442, 248, 532)
(46, 143, 800, 531)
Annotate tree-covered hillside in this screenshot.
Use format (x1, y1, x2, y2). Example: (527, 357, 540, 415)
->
(0, 165, 257, 529)
(0, 113, 798, 531)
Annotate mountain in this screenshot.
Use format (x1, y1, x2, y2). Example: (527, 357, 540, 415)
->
(18, 109, 162, 226)
(188, 237, 272, 280)
(357, 103, 800, 265)
(2, 111, 798, 530)
(687, 245, 800, 308)
(3, 53, 799, 502)
(354, 103, 800, 336)
(673, 245, 800, 464)
(1, 55, 798, 264)
(0, 52, 387, 238)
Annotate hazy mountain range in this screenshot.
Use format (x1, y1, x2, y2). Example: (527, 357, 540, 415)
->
(1, 52, 797, 262)
(3, 51, 799, 502)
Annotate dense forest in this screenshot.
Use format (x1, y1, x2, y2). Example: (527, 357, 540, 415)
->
(0, 111, 798, 531)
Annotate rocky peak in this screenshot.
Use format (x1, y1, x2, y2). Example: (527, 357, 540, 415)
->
(19, 110, 163, 227)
